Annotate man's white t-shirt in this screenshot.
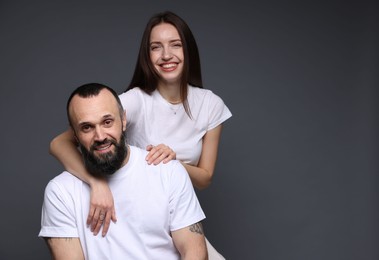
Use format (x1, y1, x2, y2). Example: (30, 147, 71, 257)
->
(39, 146, 205, 260)
(119, 86, 232, 166)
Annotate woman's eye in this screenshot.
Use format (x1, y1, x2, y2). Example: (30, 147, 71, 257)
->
(172, 42, 182, 48)
(150, 45, 161, 51)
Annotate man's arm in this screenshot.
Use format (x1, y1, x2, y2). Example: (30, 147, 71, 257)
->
(172, 222, 208, 260)
(44, 237, 84, 260)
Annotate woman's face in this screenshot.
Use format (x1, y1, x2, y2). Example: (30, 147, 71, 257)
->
(149, 23, 184, 86)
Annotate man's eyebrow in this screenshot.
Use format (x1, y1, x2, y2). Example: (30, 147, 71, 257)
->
(78, 114, 114, 126)
(78, 121, 92, 128)
(103, 114, 113, 119)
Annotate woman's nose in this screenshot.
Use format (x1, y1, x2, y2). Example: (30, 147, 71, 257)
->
(162, 47, 172, 60)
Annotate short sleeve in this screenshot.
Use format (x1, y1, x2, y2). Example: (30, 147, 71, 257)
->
(38, 180, 79, 238)
(168, 162, 206, 231)
(207, 92, 232, 131)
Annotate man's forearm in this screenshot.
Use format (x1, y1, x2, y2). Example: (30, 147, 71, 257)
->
(44, 237, 84, 260)
(172, 222, 208, 260)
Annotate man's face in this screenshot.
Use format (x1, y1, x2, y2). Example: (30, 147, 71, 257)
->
(69, 89, 127, 176)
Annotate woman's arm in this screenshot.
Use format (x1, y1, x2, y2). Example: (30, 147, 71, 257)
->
(49, 129, 116, 236)
(182, 125, 223, 190)
(144, 125, 223, 190)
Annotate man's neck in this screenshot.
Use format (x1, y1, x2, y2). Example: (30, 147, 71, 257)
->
(120, 145, 130, 168)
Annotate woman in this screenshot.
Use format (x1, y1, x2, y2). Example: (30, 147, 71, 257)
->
(50, 11, 231, 258)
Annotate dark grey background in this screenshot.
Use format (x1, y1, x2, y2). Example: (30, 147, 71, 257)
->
(1, 1, 378, 259)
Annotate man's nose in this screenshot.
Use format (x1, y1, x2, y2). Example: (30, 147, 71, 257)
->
(94, 126, 105, 141)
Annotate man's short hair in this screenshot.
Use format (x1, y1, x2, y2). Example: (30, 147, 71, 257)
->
(66, 83, 124, 126)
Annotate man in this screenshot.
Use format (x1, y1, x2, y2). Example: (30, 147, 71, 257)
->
(39, 83, 208, 259)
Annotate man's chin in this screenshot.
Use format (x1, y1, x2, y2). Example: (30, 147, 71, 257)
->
(94, 150, 114, 161)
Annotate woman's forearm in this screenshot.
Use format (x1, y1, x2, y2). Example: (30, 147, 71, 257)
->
(50, 129, 116, 236)
(182, 125, 223, 190)
(181, 163, 212, 190)
(49, 129, 97, 185)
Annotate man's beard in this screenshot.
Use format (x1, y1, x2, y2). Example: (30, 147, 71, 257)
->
(79, 132, 127, 177)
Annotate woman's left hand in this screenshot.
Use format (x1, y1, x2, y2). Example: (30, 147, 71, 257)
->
(145, 144, 176, 165)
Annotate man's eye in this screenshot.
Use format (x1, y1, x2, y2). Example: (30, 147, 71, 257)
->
(104, 120, 113, 127)
(81, 125, 92, 132)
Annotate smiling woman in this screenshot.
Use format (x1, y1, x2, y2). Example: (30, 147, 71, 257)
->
(149, 23, 184, 91)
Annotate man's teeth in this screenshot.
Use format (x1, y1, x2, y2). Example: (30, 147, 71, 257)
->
(96, 144, 111, 150)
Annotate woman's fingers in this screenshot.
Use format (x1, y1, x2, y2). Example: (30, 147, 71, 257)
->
(87, 181, 117, 236)
(145, 144, 176, 165)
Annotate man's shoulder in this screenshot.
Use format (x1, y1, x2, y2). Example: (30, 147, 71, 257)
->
(51, 171, 82, 184)
(129, 145, 186, 177)
(45, 171, 83, 195)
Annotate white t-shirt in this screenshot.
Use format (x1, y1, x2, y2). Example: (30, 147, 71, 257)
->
(119, 86, 232, 165)
(39, 146, 205, 260)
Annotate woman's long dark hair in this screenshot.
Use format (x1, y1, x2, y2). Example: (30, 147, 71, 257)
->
(126, 11, 203, 117)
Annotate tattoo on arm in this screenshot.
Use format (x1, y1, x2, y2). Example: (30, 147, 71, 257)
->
(189, 222, 204, 235)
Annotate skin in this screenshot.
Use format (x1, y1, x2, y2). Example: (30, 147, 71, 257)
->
(172, 222, 208, 260)
(46, 90, 207, 259)
(68, 90, 127, 160)
(149, 23, 184, 97)
(44, 238, 84, 260)
(49, 22, 224, 235)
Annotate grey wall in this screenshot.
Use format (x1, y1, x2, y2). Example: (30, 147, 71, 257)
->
(1, 1, 378, 259)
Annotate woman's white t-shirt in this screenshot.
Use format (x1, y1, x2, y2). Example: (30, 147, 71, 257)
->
(119, 86, 232, 166)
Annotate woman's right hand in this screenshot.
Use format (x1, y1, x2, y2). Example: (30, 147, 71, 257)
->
(87, 178, 117, 237)
(145, 144, 176, 165)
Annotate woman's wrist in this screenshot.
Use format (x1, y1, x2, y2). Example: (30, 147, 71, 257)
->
(87, 176, 106, 187)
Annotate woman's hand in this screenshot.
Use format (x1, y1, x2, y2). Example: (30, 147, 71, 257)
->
(145, 144, 176, 165)
(87, 178, 117, 237)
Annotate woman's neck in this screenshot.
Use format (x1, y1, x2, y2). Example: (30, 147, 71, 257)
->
(157, 82, 182, 104)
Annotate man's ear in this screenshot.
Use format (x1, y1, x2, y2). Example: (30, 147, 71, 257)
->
(122, 110, 127, 131)
(70, 127, 79, 145)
